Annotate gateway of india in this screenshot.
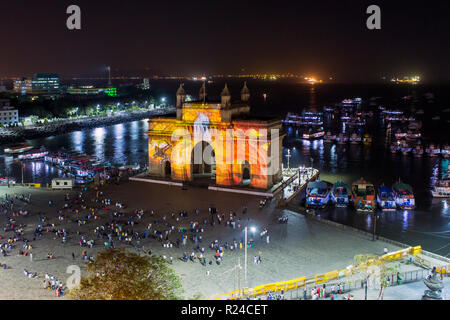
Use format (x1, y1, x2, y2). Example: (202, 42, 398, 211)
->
(145, 82, 284, 190)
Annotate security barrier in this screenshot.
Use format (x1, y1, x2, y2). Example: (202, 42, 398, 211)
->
(211, 246, 424, 300)
(26, 183, 41, 188)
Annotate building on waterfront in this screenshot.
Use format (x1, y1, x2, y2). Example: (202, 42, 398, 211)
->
(142, 78, 150, 90)
(13, 73, 61, 99)
(146, 83, 284, 190)
(0, 105, 19, 126)
(0, 80, 7, 93)
(66, 86, 118, 97)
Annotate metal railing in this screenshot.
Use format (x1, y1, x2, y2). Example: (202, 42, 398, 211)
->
(256, 268, 429, 300)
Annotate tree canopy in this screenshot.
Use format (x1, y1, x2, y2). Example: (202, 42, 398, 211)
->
(69, 249, 183, 300)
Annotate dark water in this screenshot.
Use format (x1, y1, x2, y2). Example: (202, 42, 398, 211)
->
(0, 81, 449, 255)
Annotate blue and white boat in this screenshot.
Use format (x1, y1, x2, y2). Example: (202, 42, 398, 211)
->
(377, 186, 396, 211)
(331, 181, 349, 207)
(306, 180, 330, 208)
(392, 181, 416, 210)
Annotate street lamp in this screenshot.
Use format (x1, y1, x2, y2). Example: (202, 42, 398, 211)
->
(372, 212, 379, 241)
(286, 149, 291, 170)
(244, 225, 256, 295)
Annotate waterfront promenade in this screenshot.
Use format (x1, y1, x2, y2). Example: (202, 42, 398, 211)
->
(0, 107, 175, 145)
(0, 182, 447, 299)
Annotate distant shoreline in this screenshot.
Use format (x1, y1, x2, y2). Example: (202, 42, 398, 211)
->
(0, 107, 176, 146)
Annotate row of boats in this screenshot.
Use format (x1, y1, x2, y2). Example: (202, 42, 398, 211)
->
(43, 152, 141, 182)
(390, 142, 450, 158)
(306, 179, 417, 212)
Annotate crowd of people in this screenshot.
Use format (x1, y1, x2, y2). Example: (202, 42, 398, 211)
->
(0, 179, 278, 299)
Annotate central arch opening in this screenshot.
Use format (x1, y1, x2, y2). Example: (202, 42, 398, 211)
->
(191, 141, 216, 182)
(242, 161, 251, 186)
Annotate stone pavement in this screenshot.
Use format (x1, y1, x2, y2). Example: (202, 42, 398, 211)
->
(0, 183, 445, 300)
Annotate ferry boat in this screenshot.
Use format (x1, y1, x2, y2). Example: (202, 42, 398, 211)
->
(349, 133, 362, 144)
(395, 129, 408, 140)
(302, 127, 325, 140)
(351, 178, 376, 212)
(336, 133, 348, 145)
(282, 112, 323, 126)
(392, 181, 415, 209)
(412, 145, 424, 158)
(377, 186, 396, 211)
(337, 98, 362, 113)
(425, 144, 440, 157)
(400, 141, 412, 155)
(406, 130, 421, 141)
(323, 106, 335, 113)
(4, 143, 33, 154)
(431, 179, 450, 198)
(17, 148, 48, 160)
(331, 181, 349, 207)
(306, 180, 330, 208)
(442, 145, 450, 159)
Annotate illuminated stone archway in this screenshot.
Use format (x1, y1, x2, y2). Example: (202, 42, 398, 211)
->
(145, 85, 284, 190)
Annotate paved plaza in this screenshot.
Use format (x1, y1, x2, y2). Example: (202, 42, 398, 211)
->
(0, 182, 445, 299)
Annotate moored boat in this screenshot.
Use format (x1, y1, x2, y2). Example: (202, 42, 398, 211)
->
(4, 143, 33, 154)
(331, 181, 349, 207)
(392, 181, 415, 209)
(351, 178, 376, 212)
(431, 179, 450, 198)
(302, 126, 325, 140)
(349, 133, 362, 144)
(377, 186, 396, 211)
(306, 180, 330, 208)
(412, 145, 424, 158)
(336, 133, 348, 145)
(425, 144, 440, 157)
(400, 141, 412, 155)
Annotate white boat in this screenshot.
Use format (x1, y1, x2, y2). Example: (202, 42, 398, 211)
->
(395, 129, 407, 139)
(426, 144, 440, 157)
(350, 133, 362, 144)
(377, 186, 397, 211)
(406, 130, 421, 141)
(442, 145, 450, 159)
(412, 145, 424, 157)
(431, 179, 450, 198)
(4, 143, 33, 154)
(400, 141, 411, 155)
(337, 133, 348, 145)
(302, 127, 325, 140)
(393, 182, 416, 209)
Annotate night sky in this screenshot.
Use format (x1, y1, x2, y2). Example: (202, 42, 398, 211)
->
(0, 0, 449, 82)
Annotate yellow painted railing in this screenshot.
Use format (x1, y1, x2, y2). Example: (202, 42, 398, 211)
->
(211, 246, 423, 300)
